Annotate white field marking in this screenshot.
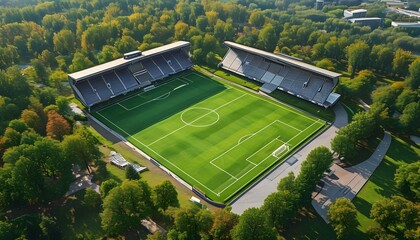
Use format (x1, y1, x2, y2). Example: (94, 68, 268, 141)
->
(245, 138, 284, 166)
(218, 119, 323, 197)
(173, 84, 187, 91)
(120, 80, 192, 111)
(147, 93, 246, 147)
(97, 78, 189, 112)
(180, 76, 194, 83)
(187, 72, 233, 89)
(272, 144, 289, 158)
(96, 111, 219, 196)
(247, 91, 317, 122)
(187, 71, 318, 123)
(210, 120, 295, 165)
(210, 162, 238, 180)
(117, 103, 128, 110)
(276, 120, 303, 132)
(120, 92, 172, 111)
(238, 134, 253, 144)
(180, 107, 220, 128)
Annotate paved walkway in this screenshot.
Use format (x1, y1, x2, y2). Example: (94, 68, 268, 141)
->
(312, 132, 392, 222)
(65, 174, 100, 197)
(230, 103, 348, 214)
(358, 99, 371, 111)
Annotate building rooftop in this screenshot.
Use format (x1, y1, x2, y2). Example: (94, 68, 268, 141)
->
(68, 41, 190, 81)
(224, 41, 341, 79)
(349, 17, 382, 22)
(346, 9, 367, 14)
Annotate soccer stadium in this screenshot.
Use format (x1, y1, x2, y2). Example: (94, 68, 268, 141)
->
(69, 41, 339, 203)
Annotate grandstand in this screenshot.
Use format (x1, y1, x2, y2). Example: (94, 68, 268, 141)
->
(219, 41, 341, 108)
(68, 41, 193, 109)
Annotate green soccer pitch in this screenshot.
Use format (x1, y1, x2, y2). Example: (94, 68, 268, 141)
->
(92, 71, 325, 203)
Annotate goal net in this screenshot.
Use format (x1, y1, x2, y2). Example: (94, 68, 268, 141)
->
(272, 144, 289, 158)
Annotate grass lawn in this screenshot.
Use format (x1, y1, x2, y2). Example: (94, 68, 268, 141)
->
(283, 205, 336, 240)
(92, 71, 324, 203)
(269, 90, 335, 122)
(340, 97, 365, 122)
(352, 136, 420, 235)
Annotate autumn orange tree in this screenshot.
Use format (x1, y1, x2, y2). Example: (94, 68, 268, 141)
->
(46, 110, 71, 141)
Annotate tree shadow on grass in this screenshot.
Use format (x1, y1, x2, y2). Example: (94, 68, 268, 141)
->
(352, 196, 372, 218)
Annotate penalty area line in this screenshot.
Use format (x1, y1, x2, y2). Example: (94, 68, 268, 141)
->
(96, 111, 220, 196)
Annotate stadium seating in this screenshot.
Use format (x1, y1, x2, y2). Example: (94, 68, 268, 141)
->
(142, 58, 164, 80)
(173, 50, 193, 69)
(220, 43, 340, 107)
(128, 62, 145, 74)
(75, 81, 100, 106)
(89, 77, 113, 100)
(116, 68, 139, 89)
(152, 55, 174, 76)
(70, 41, 195, 108)
(162, 53, 182, 72)
(103, 72, 126, 94)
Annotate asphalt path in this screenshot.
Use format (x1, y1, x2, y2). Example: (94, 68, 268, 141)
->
(230, 103, 348, 214)
(312, 132, 391, 222)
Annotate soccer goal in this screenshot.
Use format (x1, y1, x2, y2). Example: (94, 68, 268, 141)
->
(272, 144, 289, 158)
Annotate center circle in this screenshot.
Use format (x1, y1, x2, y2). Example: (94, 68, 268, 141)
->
(181, 107, 220, 127)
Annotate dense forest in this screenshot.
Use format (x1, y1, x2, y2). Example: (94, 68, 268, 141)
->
(0, 0, 419, 239)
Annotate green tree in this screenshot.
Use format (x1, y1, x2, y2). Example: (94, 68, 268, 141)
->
(152, 180, 179, 211)
(231, 208, 277, 240)
(174, 21, 189, 41)
(261, 190, 299, 230)
(172, 205, 214, 240)
(392, 49, 414, 78)
(248, 11, 265, 28)
(55, 96, 69, 115)
(12, 156, 44, 204)
(101, 180, 151, 236)
(331, 133, 357, 159)
(53, 29, 75, 55)
(296, 146, 333, 203)
(405, 58, 420, 90)
(371, 83, 403, 112)
(100, 179, 119, 198)
(399, 101, 420, 133)
(327, 198, 359, 239)
(97, 45, 121, 64)
(125, 165, 140, 180)
(196, 15, 208, 32)
(347, 41, 370, 78)
(114, 36, 139, 54)
(316, 58, 335, 71)
(371, 196, 419, 232)
(396, 88, 418, 113)
(39, 215, 61, 240)
(70, 51, 94, 72)
(83, 188, 101, 207)
(370, 45, 393, 74)
(61, 128, 100, 174)
(371, 196, 405, 229)
(257, 23, 277, 52)
(395, 161, 420, 199)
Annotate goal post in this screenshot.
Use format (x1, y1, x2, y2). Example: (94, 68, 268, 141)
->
(272, 144, 289, 158)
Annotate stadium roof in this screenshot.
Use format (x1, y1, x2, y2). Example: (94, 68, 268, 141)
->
(224, 41, 341, 79)
(346, 9, 367, 14)
(68, 41, 190, 81)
